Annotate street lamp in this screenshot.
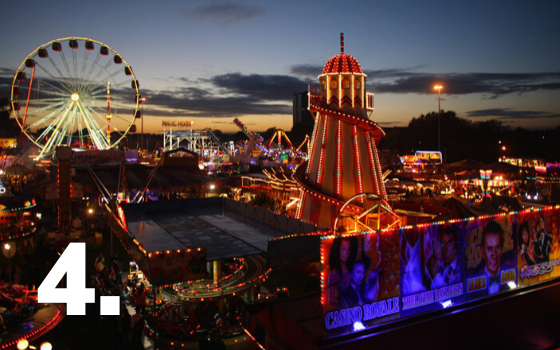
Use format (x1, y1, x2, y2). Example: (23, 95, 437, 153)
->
(434, 85, 443, 152)
(4, 243, 13, 282)
(140, 96, 146, 151)
(88, 207, 94, 233)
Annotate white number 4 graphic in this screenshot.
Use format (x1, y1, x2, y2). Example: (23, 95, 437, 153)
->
(38, 243, 96, 315)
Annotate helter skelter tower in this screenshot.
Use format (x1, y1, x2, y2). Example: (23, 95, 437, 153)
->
(294, 34, 401, 232)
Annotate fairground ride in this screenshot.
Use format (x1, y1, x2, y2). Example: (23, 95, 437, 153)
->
(293, 34, 401, 230)
(265, 129, 293, 152)
(232, 118, 269, 162)
(11, 37, 140, 160)
(160, 128, 231, 164)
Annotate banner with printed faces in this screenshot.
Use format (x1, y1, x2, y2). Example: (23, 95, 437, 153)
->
(517, 210, 560, 287)
(321, 207, 560, 339)
(322, 231, 400, 338)
(399, 223, 466, 317)
(462, 216, 518, 300)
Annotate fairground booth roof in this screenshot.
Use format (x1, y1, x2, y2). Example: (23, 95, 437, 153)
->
(118, 198, 270, 260)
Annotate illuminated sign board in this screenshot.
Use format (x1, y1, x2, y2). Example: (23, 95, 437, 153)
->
(161, 120, 194, 128)
(321, 206, 560, 338)
(399, 151, 442, 168)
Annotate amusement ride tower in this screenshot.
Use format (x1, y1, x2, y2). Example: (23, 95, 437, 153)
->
(294, 34, 401, 231)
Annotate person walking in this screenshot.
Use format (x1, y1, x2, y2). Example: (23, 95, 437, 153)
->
(119, 304, 132, 349)
(112, 254, 123, 285)
(130, 306, 145, 350)
(94, 252, 105, 272)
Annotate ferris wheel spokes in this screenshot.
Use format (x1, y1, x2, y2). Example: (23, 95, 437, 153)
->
(35, 104, 74, 159)
(27, 75, 71, 99)
(79, 49, 91, 84)
(61, 109, 77, 146)
(82, 53, 103, 87)
(35, 108, 64, 144)
(87, 60, 116, 89)
(72, 46, 79, 82)
(58, 50, 74, 88)
(27, 102, 66, 130)
(45, 55, 67, 87)
(79, 101, 107, 148)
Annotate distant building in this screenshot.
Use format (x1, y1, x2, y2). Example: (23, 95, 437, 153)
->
(292, 92, 314, 127)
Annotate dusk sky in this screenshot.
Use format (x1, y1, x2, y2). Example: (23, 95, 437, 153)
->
(1, 0, 559, 134)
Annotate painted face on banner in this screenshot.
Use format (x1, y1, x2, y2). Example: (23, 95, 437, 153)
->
(351, 262, 366, 286)
(521, 227, 530, 245)
(424, 229, 441, 279)
(484, 232, 502, 277)
(340, 240, 350, 264)
(442, 232, 456, 265)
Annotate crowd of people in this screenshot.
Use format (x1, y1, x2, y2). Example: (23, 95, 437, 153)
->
(89, 252, 148, 350)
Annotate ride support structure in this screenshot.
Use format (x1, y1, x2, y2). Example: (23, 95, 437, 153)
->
(161, 129, 227, 160)
(233, 118, 269, 162)
(105, 82, 113, 146)
(265, 129, 293, 151)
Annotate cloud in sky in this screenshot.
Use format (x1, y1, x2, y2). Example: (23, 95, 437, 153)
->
(142, 69, 560, 119)
(0, 71, 15, 99)
(3, 65, 560, 124)
(289, 65, 429, 81)
(141, 87, 291, 118)
(183, 3, 264, 26)
(289, 64, 321, 79)
(136, 72, 307, 118)
(467, 108, 560, 120)
(374, 72, 560, 97)
(290, 64, 560, 97)
(209, 73, 308, 101)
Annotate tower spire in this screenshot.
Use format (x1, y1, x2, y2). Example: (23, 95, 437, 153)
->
(340, 33, 344, 54)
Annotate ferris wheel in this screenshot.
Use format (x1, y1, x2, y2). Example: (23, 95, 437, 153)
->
(10, 37, 141, 160)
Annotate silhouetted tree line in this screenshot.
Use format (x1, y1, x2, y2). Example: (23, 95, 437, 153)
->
(378, 110, 560, 163)
(0, 98, 21, 138)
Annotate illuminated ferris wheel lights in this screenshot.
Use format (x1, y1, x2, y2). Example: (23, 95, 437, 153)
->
(11, 37, 140, 159)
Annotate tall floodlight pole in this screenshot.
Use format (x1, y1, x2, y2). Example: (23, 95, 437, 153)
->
(434, 85, 443, 152)
(4, 244, 12, 282)
(141, 97, 146, 150)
